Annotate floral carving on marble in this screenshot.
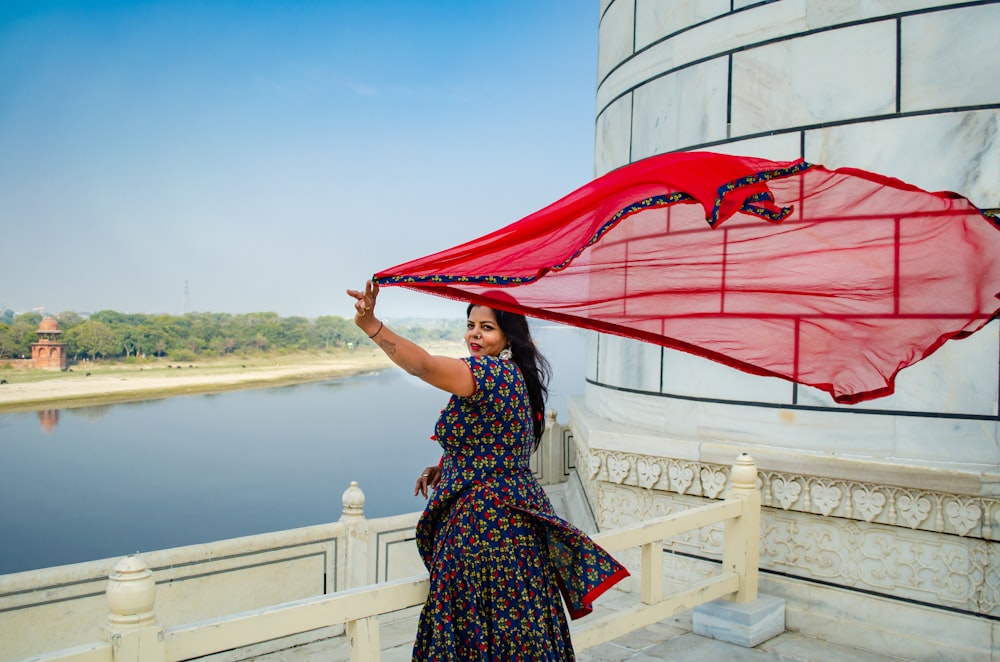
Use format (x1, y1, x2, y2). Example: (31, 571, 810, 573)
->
(598, 483, 643, 528)
(587, 454, 602, 479)
(810, 480, 843, 517)
(944, 498, 982, 537)
(799, 511, 994, 616)
(896, 491, 933, 529)
(981, 544, 1000, 614)
(700, 466, 728, 499)
(574, 443, 1000, 544)
(573, 436, 1000, 618)
(607, 454, 631, 484)
(852, 487, 888, 522)
(635, 457, 662, 489)
(770, 475, 802, 510)
(667, 461, 697, 495)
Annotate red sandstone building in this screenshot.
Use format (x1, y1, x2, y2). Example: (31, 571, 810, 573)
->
(31, 317, 67, 370)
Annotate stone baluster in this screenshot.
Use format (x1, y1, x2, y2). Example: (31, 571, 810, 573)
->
(340, 481, 369, 590)
(339, 481, 380, 658)
(535, 409, 567, 486)
(104, 555, 166, 660)
(723, 453, 760, 604)
(693, 453, 785, 648)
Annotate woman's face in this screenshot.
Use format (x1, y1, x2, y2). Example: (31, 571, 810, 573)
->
(465, 306, 509, 358)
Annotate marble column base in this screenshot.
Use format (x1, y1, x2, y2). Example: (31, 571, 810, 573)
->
(692, 594, 785, 647)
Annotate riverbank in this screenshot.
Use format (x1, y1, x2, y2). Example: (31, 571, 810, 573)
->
(0, 342, 465, 413)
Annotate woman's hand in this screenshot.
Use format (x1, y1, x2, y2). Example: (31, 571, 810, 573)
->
(346, 280, 381, 337)
(414, 465, 442, 498)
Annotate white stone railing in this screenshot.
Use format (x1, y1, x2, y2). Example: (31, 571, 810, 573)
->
(11, 454, 761, 661)
(0, 485, 427, 662)
(0, 413, 575, 661)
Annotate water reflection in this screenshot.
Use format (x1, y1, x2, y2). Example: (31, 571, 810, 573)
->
(37, 410, 59, 433)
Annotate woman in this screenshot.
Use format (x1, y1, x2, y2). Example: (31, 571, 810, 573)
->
(348, 280, 627, 661)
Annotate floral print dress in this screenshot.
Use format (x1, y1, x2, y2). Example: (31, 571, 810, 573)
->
(412, 356, 628, 661)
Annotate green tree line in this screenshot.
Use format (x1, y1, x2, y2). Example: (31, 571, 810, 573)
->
(0, 310, 463, 363)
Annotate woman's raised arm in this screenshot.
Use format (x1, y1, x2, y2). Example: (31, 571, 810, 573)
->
(347, 280, 475, 397)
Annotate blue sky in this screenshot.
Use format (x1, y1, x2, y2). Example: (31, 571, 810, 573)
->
(0, 1, 599, 319)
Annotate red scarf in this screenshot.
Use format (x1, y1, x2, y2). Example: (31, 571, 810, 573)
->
(376, 152, 1000, 404)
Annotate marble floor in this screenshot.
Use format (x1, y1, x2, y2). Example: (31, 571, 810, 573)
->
(251, 590, 909, 662)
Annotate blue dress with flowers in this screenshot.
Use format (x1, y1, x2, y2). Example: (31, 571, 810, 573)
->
(412, 356, 628, 661)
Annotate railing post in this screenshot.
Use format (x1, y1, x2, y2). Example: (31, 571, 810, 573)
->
(694, 453, 782, 647)
(721, 453, 760, 603)
(103, 555, 166, 661)
(534, 409, 565, 485)
(640, 541, 663, 605)
(340, 481, 370, 589)
(347, 615, 381, 662)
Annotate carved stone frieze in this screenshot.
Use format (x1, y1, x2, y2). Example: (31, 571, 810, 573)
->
(581, 446, 999, 542)
(592, 480, 1000, 618)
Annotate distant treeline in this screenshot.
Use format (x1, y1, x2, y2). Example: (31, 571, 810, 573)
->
(0, 309, 464, 363)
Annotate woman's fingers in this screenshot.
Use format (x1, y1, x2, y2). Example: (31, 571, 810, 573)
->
(414, 465, 440, 498)
(346, 284, 374, 318)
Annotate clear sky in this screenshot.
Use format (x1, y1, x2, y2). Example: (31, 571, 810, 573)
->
(0, 1, 599, 319)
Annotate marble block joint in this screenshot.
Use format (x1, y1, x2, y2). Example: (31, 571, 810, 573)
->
(692, 594, 785, 648)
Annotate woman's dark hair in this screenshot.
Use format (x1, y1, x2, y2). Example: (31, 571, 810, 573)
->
(467, 303, 551, 450)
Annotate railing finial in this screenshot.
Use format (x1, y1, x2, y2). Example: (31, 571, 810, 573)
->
(106, 555, 156, 626)
(341, 480, 366, 519)
(729, 453, 757, 495)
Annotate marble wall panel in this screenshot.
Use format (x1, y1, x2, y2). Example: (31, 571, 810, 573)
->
(630, 57, 729, 158)
(598, 0, 635, 83)
(594, 92, 633, 176)
(597, 320, 998, 417)
(890, 416, 1000, 466)
(596, 334, 662, 391)
(1, 592, 107, 660)
(598, 1, 980, 126)
(586, 330, 599, 382)
(705, 132, 803, 161)
(584, 382, 698, 440)
(660, 348, 793, 403)
(799, 0, 971, 26)
(586, 376, 999, 466)
(901, 3, 1000, 112)
(582, 378, 900, 455)
(570, 397, 704, 462)
(634, 0, 729, 51)
(731, 21, 897, 136)
(805, 110, 1000, 208)
(597, 1, 806, 116)
(691, 400, 898, 455)
(155, 553, 326, 625)
(770, 573, 994, 660)
(796, 320, 999, 416)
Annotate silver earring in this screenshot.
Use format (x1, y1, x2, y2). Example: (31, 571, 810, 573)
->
(499, 347, 513, 361)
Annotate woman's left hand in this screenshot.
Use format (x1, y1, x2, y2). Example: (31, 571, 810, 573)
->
(414, 465, 442, 498)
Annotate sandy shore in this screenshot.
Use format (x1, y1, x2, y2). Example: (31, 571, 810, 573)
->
(0, 343, 464, 413)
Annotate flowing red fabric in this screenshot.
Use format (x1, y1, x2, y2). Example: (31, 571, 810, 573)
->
(374, 152, 1000, 404)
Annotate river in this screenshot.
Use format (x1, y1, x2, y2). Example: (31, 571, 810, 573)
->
(0, 324, 588, 575)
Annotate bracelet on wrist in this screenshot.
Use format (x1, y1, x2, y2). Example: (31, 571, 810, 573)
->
(368, 321, 384, 339)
